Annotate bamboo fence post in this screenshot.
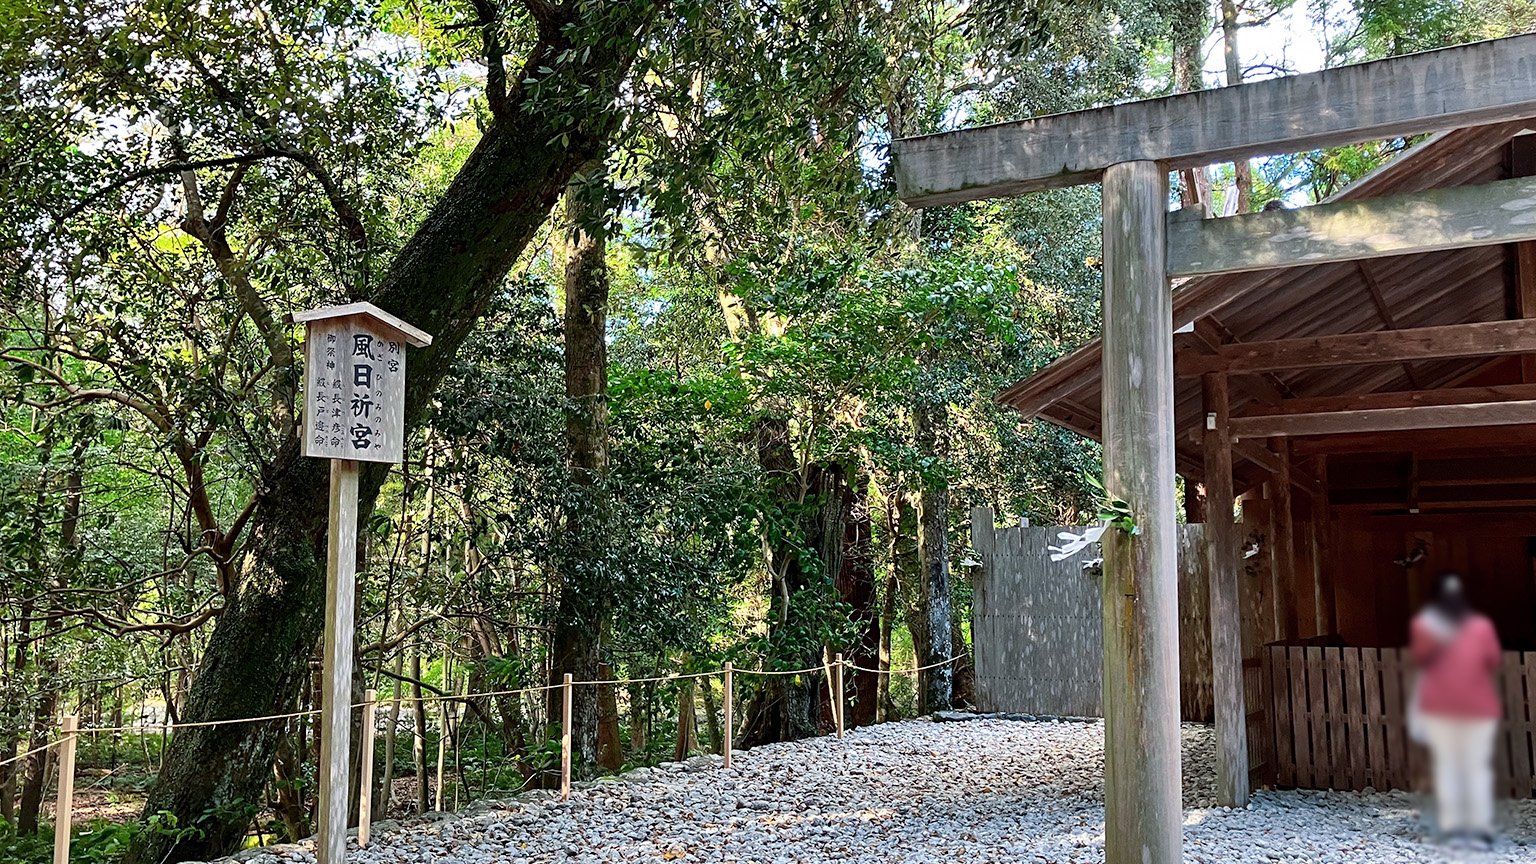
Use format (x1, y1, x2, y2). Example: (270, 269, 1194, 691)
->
(358, 689, 377, 847)
(833, 653, 845, 739)
(52, 715, 78, 864)
(560, 673, 573, 801)
(722, 663, 733, 768)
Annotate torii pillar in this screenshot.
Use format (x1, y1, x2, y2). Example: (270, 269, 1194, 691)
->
(1098, 161, 1182, 862)
(889, 32, 1536, 864)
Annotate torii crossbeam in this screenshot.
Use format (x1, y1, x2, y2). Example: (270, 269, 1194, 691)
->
(890, 33, 1536, 864)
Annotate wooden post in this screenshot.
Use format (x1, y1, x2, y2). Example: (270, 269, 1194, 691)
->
(52, 715, 77, 864)
(833, 653, 845, 739)
(317, 459, 359, 864)
(722, 663, 733, 768)
(358, 688, 377, 847)
(560, 673, 573, 800)
(1270, 440, 1298, 642)
(1313, 456, 1337, 635)
(1202, 373, 1250, 807)
(434, 698, 448, 811)
(1100, 160, 1181, 864)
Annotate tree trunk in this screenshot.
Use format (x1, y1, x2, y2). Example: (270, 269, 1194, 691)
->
(15, 653, 57, 834)
(699, 676, 722, 754)
(411, 650, 428, 814)
(1220, 0, 1254, 213)
(838, 469, 879, 728)
(627, 681, 648, 758)
(672, 681, 697, 762)
(123, 8, 657, 860)
(0, 598, 34, 821)
(1172, 0, 1211, 211)
(912, 404, 953, 713)
(738, 444, 846, 747)
(595, 663, 623, 772)
(876, 566, 896, 723)
(380, 645, 402, 820)
(546, 160, 613, 775)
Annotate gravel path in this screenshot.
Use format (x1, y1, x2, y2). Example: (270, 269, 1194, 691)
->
(237, 718, 1536, 864)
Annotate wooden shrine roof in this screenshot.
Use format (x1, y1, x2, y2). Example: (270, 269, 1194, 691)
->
(998, 122, 1536, 487)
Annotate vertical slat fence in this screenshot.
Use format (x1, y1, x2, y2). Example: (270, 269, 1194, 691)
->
(1264, 647, 1536, 796)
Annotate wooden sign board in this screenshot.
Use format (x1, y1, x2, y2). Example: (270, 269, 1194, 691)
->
(292, 302, 429, 864)
(297, 303, 430, 464)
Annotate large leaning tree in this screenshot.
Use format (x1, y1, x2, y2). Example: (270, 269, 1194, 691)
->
(3, 0, 666, 859)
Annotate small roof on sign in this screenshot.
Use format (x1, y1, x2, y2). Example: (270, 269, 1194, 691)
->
(292, 302, 433, 348)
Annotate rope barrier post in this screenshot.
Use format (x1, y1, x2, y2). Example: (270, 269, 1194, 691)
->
(317, 459, 360, 864)
(358, 689, 377, 847)
(722, 663, 733, 768)
(560, 673, 573, 801)
(52, 716, 77, 864)
(833, 653, 845, 739)
(435, 697, 448, 812)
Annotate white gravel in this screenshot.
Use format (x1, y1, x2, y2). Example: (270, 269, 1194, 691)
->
(237, 718, 1536, 863)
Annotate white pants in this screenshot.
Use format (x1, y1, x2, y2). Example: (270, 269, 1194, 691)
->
(1420, 714, 1498, 834)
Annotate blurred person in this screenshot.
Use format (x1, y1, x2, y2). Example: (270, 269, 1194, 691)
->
(1409, 571, 1503, 850)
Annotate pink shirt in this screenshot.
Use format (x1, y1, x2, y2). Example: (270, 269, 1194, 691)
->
(1411, 611, 1503, 720)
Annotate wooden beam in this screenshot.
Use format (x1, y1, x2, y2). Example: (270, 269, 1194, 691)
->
(1290, 423, 1536, 456)
(1202, 373, 1250, 807)
(1231, 399, 1536, 438)
(893, 35, 1536, 206)
(1177, 319, 1536, 376)
(1168, 175, 1536, 277)
(1242, 383, 1536, 416)
(1099, 161, 1182, 864)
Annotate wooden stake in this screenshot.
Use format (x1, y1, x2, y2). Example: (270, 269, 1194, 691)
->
(722, 663, 733, 768)
(317, 459, 359, 864)
(52, 715, 77, 864)
(1202, 373, 1250, 807)
(560, 673, 573, 800)
(358, 689, 377, 847)
(1100, 160, 1181, 864)
(833, 653, 845, 739)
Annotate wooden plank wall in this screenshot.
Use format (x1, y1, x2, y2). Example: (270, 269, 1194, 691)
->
(968, 512, 1214, 721)
(1264, 646, 1536, 796)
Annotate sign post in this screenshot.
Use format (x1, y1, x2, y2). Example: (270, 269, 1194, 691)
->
(295, 303, 431, 864)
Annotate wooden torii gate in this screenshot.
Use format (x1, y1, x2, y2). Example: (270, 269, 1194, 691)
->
(891, 34, 1536, 864)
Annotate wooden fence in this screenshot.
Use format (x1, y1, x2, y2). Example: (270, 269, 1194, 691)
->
(968, 513, 1215, 721)
(1264, 646, 1536, 797)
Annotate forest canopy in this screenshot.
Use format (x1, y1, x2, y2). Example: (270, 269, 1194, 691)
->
(1, 0, 1531, 861)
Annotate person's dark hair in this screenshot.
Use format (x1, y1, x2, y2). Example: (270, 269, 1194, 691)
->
(1430, 570, 1470, 620)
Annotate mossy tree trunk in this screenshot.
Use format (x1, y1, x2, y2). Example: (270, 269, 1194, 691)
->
(547, 161, 613, 775)
(124, 7, 658, 860)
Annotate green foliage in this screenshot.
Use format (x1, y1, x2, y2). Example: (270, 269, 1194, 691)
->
(1085, 472, 1140, 536)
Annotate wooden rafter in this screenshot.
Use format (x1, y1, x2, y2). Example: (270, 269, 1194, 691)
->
(1355, 262, 1422, 389)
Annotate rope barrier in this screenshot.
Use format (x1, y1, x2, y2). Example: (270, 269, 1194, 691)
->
(846, 655, 962, 675)
(23, 655, 967, 741)
(0, 737, 66, 771)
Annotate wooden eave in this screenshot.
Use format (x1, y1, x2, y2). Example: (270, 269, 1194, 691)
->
(998, 122, 1536, 486)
